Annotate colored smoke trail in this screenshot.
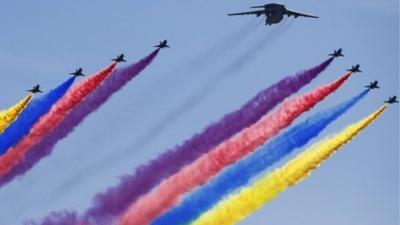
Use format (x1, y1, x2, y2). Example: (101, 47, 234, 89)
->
(19, 49, 160, 225)
(118, 73, 351, 225)
(0, 77, 75, 155)
(80, 58, 334, 225)
(1, 50, 159, 185)
(24, 211, 79, 225)
(0, 63, 117, 177)
(0, 95, 33, 133)
(0, 50, 160, 187)
(152, 90, 369, 225)
(191, 105, 387, 225)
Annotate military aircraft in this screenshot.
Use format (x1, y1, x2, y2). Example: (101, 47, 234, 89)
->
(112, 54, 126, 63)
(27, 85, 43, 94)
(70, 68, 85, 77)
(329, 49, 344, 58)
(347, 64, 362, 73)
(154, 40, 170, 49)
(384, 96, 398, 104)
(365, 81, 380, 90)
(228, 3, 318, 25)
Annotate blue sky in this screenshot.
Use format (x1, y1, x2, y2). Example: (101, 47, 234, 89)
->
(0, 1, 398, 224)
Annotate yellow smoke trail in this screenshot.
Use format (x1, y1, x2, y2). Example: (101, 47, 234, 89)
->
(0, 95, 33, 133)
(192, 105, 387, 225)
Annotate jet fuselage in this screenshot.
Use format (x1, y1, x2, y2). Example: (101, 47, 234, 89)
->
(260, 4, 286, 25)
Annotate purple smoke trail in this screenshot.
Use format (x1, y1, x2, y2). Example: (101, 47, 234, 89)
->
(25, 56, 334, 225)
(23, 211, 78, 225)
(80, 57, 334, 225)
(0, 49, 160, 188)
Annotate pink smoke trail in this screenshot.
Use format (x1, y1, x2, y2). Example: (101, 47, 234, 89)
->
(118, 72, 352, 225)
(0, 63, 117, 176)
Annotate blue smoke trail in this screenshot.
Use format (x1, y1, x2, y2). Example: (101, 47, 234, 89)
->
(0, 77, 75, 155)
(151, 89, 369, 225)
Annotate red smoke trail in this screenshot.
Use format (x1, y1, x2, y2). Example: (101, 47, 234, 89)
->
(0, 63, 116, 176)
(118, 72, 352, 225)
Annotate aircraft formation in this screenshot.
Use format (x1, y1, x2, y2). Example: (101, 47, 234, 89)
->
(26, 40, 171, 95)
(25, 46, 397, 104)
(226, 3, 396, 101)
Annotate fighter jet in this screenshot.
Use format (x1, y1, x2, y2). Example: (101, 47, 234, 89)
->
(384, 96, 398, 104)
(228, 3, 318, 26)
(27, 85, 43, 94)
(70, 68, 85, 77)
(112, 54, 126, 63)
(347, 64, 362, 73)
(365, 81, 380, 90)
(154, 40, 170, 49)
(329, 49, 344, 58)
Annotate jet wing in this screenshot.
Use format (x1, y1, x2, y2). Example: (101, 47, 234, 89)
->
(228, 10, 265, 17)
(286, 10, 319, 18)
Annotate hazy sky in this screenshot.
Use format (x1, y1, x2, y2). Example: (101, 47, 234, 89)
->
(0, 1, 398, 225)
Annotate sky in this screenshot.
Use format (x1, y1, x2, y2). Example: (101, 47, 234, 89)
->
(0, 0, 398, 225)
